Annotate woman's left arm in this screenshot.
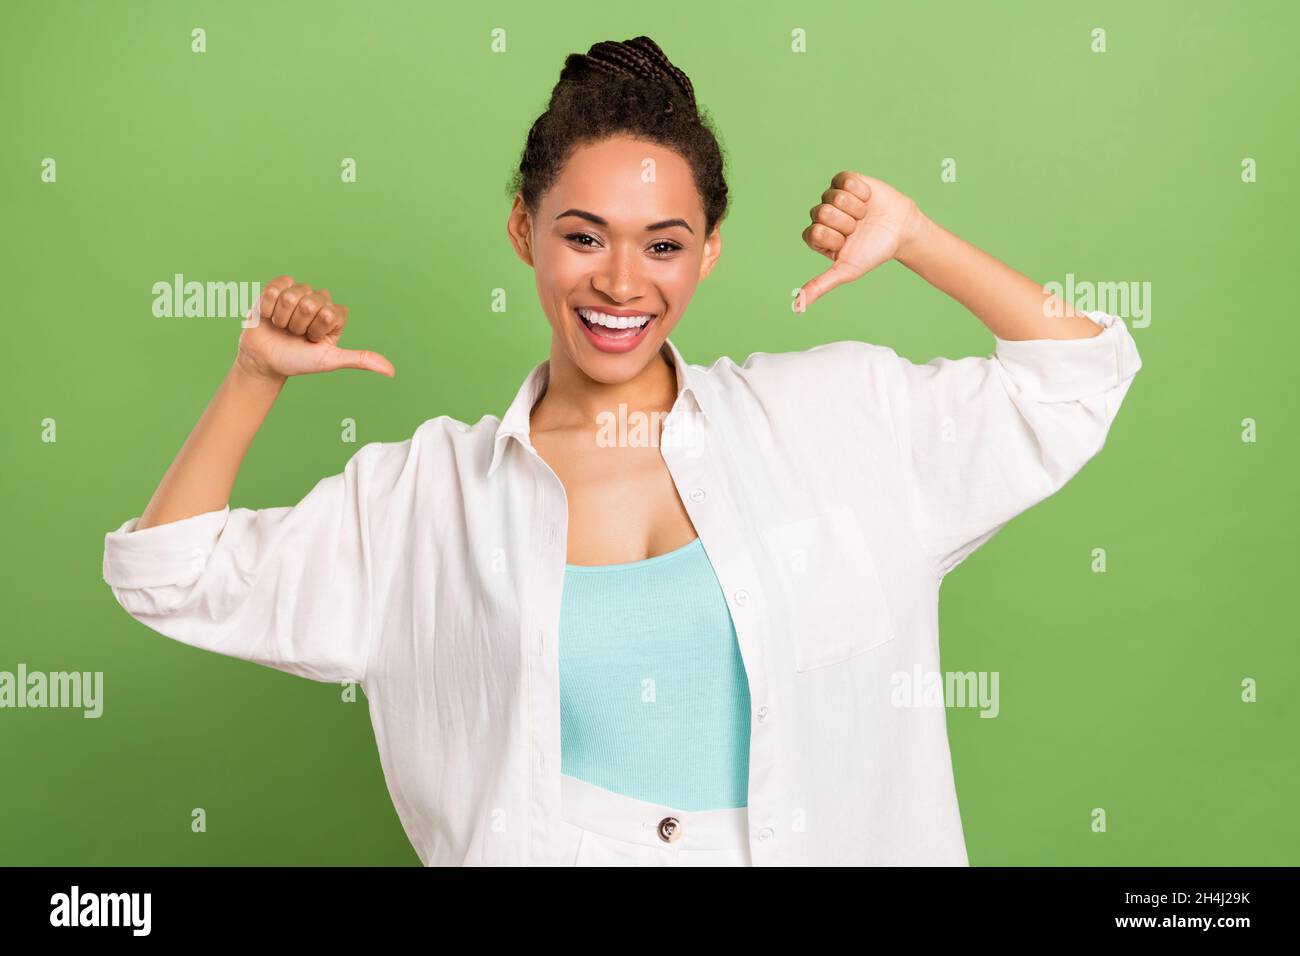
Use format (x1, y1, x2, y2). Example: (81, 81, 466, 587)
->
(795, 171, 1143, 578)
(796, 170, 1099, 342)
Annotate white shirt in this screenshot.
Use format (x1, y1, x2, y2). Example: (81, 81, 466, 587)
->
(102, 310, 1142, 865)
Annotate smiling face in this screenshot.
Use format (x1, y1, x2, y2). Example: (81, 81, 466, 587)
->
(507, 135, 722, 386)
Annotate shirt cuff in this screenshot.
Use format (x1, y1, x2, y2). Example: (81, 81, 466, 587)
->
(993, 311, 1141, 403)
(102, 506, 231, 589)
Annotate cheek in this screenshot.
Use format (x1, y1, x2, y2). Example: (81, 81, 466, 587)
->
(535, 252, 589, 302)
(657, 264, 702, 308)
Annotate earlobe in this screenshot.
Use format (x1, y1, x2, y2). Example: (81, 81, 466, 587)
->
(506, 201, 535, 267)
(700, 228, 722, 279)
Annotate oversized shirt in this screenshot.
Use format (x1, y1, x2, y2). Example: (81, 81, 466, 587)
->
(101, 310, 1143, 865)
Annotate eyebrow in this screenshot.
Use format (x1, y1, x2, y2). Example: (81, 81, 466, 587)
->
(555, 208, 694, 235)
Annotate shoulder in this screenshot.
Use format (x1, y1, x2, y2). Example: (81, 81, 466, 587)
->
(341, 413, 499, 485)
(695, 338, 904, 407)
(400, 414, 504, 466)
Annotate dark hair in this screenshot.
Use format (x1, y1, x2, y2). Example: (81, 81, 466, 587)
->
(507, 36, 729, 236)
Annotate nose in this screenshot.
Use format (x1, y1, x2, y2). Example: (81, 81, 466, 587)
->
(590, 244, 643, 304)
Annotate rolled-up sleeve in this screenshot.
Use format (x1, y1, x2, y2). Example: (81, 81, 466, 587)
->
(102, 443, 380, 684)
(883, 310, 1143, 577)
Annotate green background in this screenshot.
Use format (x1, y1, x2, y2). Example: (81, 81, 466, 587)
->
(2, 0, 1295, 865)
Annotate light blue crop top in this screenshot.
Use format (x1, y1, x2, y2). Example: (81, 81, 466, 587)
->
(558, 536, 751, 811)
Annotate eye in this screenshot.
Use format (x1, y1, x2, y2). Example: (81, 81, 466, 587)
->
(564, 232, 601, 249)
(564, 233, 682, 257)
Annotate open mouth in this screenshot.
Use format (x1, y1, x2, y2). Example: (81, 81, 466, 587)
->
(574, 307, 658, 352)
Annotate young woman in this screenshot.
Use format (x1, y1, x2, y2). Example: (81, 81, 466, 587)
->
(103, 36, 1142, 866)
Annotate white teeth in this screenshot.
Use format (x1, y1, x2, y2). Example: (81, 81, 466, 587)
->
(577, 308, 654, 330)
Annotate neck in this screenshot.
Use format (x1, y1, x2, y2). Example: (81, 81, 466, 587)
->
(532, 341, 679, 434)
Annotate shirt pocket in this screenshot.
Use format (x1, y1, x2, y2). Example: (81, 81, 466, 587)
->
(760, 505, 896, 672)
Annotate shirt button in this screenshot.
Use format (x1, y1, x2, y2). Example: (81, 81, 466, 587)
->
(689, 487, 706, 503)
(757, 826, 774, 841)
(756, 705, 769, 722)
(733, 589, 750, 606)
(657, 816, 682, 843)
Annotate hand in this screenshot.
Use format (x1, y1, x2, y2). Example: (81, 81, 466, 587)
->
(795, 172, 928, 312)
(235, 275, 396, 381)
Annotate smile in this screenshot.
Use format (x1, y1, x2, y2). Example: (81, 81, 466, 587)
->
(574, 307, 658, 353)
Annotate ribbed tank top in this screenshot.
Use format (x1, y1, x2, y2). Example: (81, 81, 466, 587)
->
(558, 536, 751, 811)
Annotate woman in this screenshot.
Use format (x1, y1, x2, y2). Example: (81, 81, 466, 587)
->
(103, 36, 1142, 866)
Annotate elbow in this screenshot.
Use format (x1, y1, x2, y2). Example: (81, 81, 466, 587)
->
(106, 579, 194, 619)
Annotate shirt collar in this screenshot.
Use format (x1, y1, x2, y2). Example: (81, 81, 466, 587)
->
(487, 337, 710, 479)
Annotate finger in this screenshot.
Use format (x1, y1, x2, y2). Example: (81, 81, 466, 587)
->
(831, 171, 872, 204)
(306, 304, 343, 342)
(305, 314, 331, 343)
(803, 222, 846, 257)
(259, 275, 296, 320)
(272, 283, 312, 328)
(795, 261, 858, 313)
(323, 346, 396, 378)
(289, 292, 328, 335)
(821, 186, 869, 220)
(809, 202, 858, 236)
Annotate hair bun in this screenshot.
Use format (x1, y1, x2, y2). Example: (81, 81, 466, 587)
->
(579, 35, 697, 113)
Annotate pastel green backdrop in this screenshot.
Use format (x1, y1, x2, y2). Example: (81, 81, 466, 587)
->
(2, 0, 1294, 865)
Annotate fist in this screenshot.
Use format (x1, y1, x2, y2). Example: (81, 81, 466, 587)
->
(235, 276, 395, 380)
(796, 172, 926, 312)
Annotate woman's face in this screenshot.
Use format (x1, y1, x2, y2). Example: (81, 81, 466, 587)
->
(507, 135, 721, 385)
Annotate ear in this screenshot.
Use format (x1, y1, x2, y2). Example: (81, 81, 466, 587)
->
(506, 193, 535, 267)
(698, 224, 722, 281)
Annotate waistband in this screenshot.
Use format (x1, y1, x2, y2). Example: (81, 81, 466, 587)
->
(561, 773, 750, 852)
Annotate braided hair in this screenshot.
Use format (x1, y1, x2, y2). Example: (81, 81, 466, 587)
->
(508, 36, 729, 236)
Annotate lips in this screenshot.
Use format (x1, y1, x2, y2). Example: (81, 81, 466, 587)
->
(574, 307, 658, 354)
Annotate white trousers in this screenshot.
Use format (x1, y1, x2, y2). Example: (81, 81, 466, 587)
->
(558, 773, 752, 866)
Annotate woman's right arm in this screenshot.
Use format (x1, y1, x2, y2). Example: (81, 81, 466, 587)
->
(134, 361, 284, 529)
(135, 275, 395, 530)
(103, 275, 397, 684)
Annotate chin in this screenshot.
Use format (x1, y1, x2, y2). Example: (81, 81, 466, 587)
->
(570, 342, 662, 385)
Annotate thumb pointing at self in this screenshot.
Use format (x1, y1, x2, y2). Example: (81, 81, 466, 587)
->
(319, 345, 396, 378)
(795, 261, 860, 314)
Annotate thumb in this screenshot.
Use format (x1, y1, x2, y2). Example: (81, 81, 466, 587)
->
(794, 261, 857, 313)
(321, 346, 396, 378)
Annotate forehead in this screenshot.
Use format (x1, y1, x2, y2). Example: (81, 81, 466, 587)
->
(545, 136, 701, 224)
